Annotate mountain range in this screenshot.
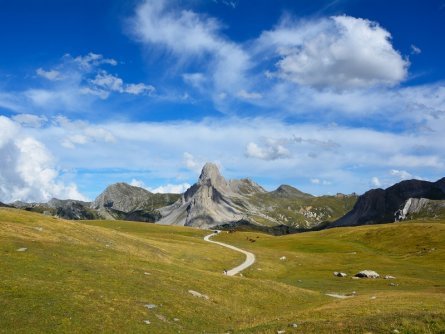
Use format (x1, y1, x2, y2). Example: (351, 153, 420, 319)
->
(7, 163, 445, 232)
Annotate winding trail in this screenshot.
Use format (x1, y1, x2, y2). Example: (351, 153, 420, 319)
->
(204, 230, 256, 276)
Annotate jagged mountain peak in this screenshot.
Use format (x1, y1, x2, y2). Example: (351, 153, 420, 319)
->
(198, 163, 226, 185)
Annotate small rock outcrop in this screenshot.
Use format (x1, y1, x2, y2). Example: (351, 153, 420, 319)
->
(354, 270, 380, 278)
(333, 272, 347, 277)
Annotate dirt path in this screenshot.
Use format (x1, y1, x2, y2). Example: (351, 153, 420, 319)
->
(204, 230, 256, 276)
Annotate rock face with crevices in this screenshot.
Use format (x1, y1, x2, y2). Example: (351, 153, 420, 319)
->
(331, 178, 445, 228)
(158, 163, 265, 228)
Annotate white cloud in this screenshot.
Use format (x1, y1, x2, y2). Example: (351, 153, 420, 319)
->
(411, 44, 422, 55)
(12, 114, 48, 128)
(72, 52, 117, 71)
(130, 0, 251, 97)
(390, 169, 413, 180)
(257, 15, 408, 89)
(150, 183, 191, 194)
(36, 68, 62, 81)
(245, 140, 290, 160)
(91, 72, 124, 92)
(51, 116, 116, 149)
(0, 116, 86, 203)
(125, 83, 155, 95)
(89, 71, 155, 96)
(237, 89, 262, 100)
(371, 176, 382, 187)
(311, 178, 320, 184)
(130, 178, 190, 194)
(183, 152, 202, 173)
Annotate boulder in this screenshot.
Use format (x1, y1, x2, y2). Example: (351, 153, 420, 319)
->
(354, 270, 380, 278)
(333, 272, 347, 277)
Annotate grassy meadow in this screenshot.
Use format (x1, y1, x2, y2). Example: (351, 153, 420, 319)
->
(1, 207, 444, 333)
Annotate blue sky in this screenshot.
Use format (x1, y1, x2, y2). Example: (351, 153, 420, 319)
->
(0, 0, 444, 202)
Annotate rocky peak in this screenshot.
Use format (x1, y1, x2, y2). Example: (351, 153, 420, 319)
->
(92, 182, 153, 213)
(198, 163, 227, 189)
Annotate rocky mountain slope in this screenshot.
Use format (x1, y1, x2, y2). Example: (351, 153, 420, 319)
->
(330, 178, 445, 228)
(158, 163, 357, 229)
(9, 183, 180, 222)
(158, 163, 265, 228)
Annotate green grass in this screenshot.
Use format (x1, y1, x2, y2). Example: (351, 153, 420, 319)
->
(1, 208, 444, 333)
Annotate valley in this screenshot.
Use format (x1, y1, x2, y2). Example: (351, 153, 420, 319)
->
(1, 208, 444, 333)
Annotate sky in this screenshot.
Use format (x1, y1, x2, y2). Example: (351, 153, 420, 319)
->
(0, 0, 444, 202)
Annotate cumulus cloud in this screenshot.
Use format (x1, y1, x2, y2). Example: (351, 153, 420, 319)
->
(245, 140, 290, 160)
(0, 116, 86, 203)
(130, 178, 190, 194)
(257, 15, 408, 90)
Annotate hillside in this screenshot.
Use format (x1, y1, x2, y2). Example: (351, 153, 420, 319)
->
(1, 208, 444, 333)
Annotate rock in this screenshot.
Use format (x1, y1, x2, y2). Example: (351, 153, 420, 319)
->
(16, 248, 27, 252)
(370, 296, 376, 300)
(144, 304, 157, 309)
(384, 275, 396, 279)
(289, 323, 298, 328)
(144, 272, 151, 276)
(389, 282, 399, 286)
(392, 330, 400, 334)
(331, 178, 445, 228)
(34, 227, 43, 232)
(158, 163, 265, 228)
(277, 330, 286, 334)
(280, 256, 287, 261)
(188, 290, 209, 300)
(143, 320, 151, 325)
(354, 270, 380, 278)
(333, 271, 347, 277)
(155, 314, 167, 322)
(173, 318, 180, 322)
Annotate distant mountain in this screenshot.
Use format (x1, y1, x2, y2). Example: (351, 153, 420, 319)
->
(270, 185, 313, 198)
(330, 178, 445, 228)
(159, 163, 357, 229)
(158, 163, 265, 228)
(91, 182, 180, 221)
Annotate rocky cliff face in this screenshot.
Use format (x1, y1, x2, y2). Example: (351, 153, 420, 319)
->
(92, 183, 154, 213)
(331, 178, 445, 228)
(91, 182, 179, 221)
(158, 163, 264, 228)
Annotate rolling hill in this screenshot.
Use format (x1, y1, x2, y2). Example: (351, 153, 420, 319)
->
(1, 207, 444, 333)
